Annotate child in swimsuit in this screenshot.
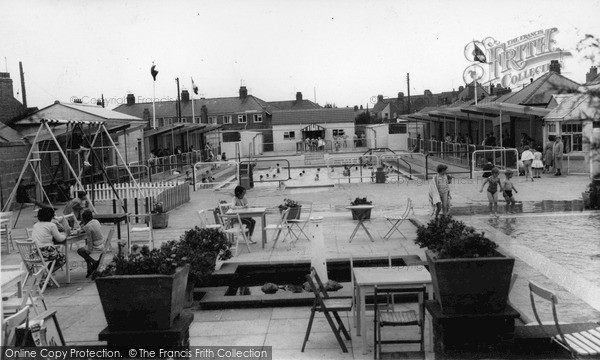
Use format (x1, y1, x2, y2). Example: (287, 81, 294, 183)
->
(502, 169, 518, 213)
(480, 167, 502, 217)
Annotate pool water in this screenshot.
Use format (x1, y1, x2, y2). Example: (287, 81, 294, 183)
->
(488, 212, 600, 308)
(252, 166, 398, 188)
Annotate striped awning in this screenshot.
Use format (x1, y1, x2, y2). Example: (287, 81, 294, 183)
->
(302, 124, 325, 132)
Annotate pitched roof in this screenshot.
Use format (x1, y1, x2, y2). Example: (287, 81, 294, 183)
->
(587, 73, 600, 85)
(113, 95, 273, 119)
(0, 122, 24, 143)
(268, 99, 322, 110)
(545, 93, 600, 121)
(14, 101, 144, 126)
(272, 108, 357, 126)
(502, 72, 580, 106)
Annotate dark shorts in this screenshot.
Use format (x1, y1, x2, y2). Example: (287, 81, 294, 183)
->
(504, 190, 513, 198)
(488, 189, 498, 195)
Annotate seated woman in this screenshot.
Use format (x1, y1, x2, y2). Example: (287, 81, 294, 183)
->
(31, 207, 70, 270)
(77, 210, 104, 278)
(231, 185, 257, 244)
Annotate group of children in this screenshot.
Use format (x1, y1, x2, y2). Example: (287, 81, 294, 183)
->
(431, 164, 518, 218)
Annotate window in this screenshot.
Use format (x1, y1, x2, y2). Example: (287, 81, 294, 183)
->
(194, 117, 201, 124)
(389, 123, 407, 134)
(547, 122, 557, 133)
(333, 129, 345, 136)
(238, 115, 247, 124)
(208, 116, 217, 124)
(284, 131, 296, 140)
(222, 115, 232, 124)
(561, 122, 583, 151)
(165, 118, 173, 125)
(253, 114, 263, 123)
(158, 118, 164, 127)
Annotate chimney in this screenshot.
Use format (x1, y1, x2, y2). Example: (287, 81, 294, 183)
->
(424, 90, 432, 96)
(296, 92, 303, 101)
(201, 105, 208, 123)
(549, 60, 561, 74)
(586, 66, 598, 83)
(397, 92, 404, 101)
(181, 89, 190, 102)
(126, 93, 135, 105)
(0, 72, 14, 103)
(142, 108, 150, 121)
(239, 86, 248, 99)
(377, 95, 384, 102)
(489, 83, 495, 95)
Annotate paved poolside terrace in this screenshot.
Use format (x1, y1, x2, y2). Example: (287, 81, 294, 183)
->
(2, 165, 599, 359)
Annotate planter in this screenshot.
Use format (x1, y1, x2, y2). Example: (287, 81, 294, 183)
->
(351, 208, 371, 220)
(426, 250, 514, 314)
(582, 192, 591, 209)
(96, 264, 189, 330)
(280, 205, 302, 220)
(151, 212, 169, 229)
(184, 280, 195, 308)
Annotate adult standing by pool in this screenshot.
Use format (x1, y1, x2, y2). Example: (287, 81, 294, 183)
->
(544, 135, 555, 173)
(553, 136, 564, 176)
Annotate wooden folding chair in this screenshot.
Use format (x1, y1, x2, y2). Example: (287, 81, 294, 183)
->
(2, 306, 30, 347)
(3, 268, 49, 316)
(529, 280, 600, 358)
(1, 211, 15, 253)
(218, 213, 251, 257)
(15, 240, 60, 291)
(287, 201, 313, 246)
(302, 266, 353, 353)
(196, 209, 222, 229)
(373, 285, 426, 359)
(383, 198, 414, 240)
(265, 208, 291, 251)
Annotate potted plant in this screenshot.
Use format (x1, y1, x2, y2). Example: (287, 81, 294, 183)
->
(583, 180, 600, 209)
(278, 198, 302, 220)
(95, 243, 189, 330)
(415, 215, 515, 314)
(151, 201, 169, 229)
(176, 226, 233, 305)
(349, 196, 373, 220)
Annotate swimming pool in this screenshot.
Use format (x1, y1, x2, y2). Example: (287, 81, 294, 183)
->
(480, 212, 600, 310)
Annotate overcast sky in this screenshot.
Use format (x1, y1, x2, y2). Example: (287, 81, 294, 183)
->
(2, 0, 600, 110)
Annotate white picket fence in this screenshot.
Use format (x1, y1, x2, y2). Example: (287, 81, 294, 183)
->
(73, 182, 177, 201)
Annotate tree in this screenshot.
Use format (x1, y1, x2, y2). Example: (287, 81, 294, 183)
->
(355, 111, 371, 125)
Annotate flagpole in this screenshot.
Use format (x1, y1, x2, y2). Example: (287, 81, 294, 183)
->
(152, 80, 156, 129)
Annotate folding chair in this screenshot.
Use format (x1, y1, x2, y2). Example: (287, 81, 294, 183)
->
(92, 227, 115, 275)
(196, 209, 222, 229)
(265, 208, 291, 251)
(15, 240, 60, 291)
(218, 213, 251, 257)
(383, 198, 414, 240)
(1, 211, 15, 252)
(286, 201, 313, 246)
(127, 213, 154, 249)
(3, 267, 49, 316)
(373, 285, 427, 359)
(529, 280, 600, 358)
(302, 266, 353, 353)
(2, 306, 30, 347)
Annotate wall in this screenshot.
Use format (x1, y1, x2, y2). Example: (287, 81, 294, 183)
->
(272, 125, 299, 152)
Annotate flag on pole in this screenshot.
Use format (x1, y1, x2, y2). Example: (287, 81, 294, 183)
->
(472, 43, 487, 63)
(191, 77, 198, 95)
(151, 64, 158, 81)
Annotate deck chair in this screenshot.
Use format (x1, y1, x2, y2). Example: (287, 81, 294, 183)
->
(286, 201, 313, 246)
(302, 266, 353, 353)
(373, 285, 426, 359)
(3, 267, 49, 316)
(265, 208, 291, 251)
(15, 240, 60, 291)
(529, 281, 600, 358)
(127, 213, 154, 249)
(218, 213, 251, 257)
(2, 306, 29, 348)
(1, 211, 15, 253)
(92, 227, 115, 276)
(383, 198, 414, 240)
(196, 209, 222, 230)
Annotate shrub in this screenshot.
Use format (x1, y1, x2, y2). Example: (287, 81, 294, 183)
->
(350, 197, 372, 205)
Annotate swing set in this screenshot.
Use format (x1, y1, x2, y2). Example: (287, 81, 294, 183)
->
(2, 119, 146, 228)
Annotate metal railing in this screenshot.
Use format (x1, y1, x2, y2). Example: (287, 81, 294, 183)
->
(471, 148, 519, 178)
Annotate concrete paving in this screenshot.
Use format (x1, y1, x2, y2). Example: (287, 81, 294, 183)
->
(2, 166, 598, 359)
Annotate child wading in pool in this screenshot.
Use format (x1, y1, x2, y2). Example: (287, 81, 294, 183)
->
(480, 167, 503, 217)
(502, 169, 518, 213)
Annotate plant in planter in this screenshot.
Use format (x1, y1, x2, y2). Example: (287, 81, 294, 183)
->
(349, 196, 373, 220)
(151, 201, 169, 229)
(278, 198, 302, 220)
(583, 180, 600, 209)
(95, 243, 189, 330)
(415, 215, 515, 314)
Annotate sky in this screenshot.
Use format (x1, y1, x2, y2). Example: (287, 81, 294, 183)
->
(1, 0, 600, 110)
